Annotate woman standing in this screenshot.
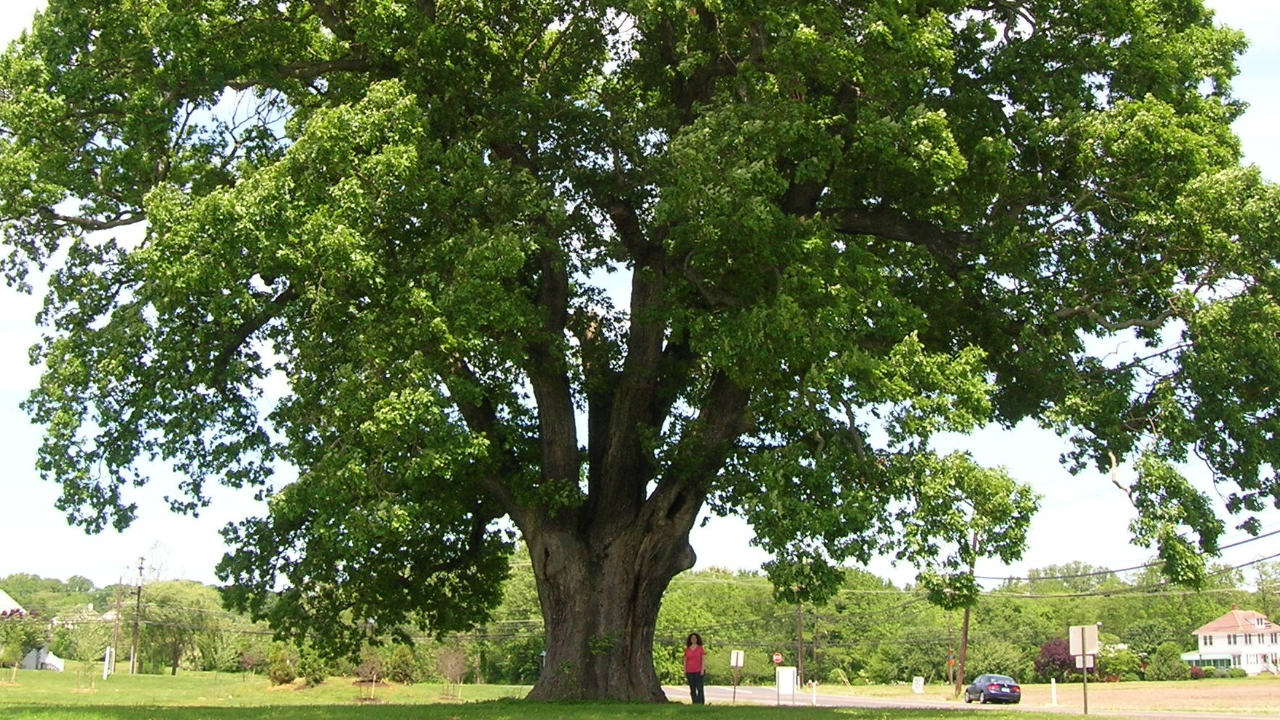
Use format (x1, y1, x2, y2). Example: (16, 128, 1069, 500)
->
(684, 632, 706, 704)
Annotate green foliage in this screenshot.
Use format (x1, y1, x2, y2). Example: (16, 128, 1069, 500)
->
(297, 644, 329, 687)
(1144, 642, 1190, 681)
(0, 611, 46, 667)
(965, 639, 1032, 681)
(385, 644, 418, 685)
(49, 610, 110, 662)
(266, 642, 297, 686)
(137, 581, 228, 675)
(0, 574, 98, 618)
(1098, 646, 1141, 680)
(2, 0, 1276, 700)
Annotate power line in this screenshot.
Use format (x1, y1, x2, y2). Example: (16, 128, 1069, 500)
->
(975, 526, 1280, 582)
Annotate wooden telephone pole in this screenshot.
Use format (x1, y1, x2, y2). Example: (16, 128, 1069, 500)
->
(129, 557, 144, 675)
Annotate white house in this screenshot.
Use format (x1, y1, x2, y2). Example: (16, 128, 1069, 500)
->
(1181, 606, 1280, 675)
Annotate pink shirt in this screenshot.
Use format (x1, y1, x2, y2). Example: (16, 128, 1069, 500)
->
(684, 644, 705, 673)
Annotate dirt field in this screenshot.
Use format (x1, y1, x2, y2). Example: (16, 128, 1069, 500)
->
(832, 676, 1280, 714)
(1018, 677, 1280, 714)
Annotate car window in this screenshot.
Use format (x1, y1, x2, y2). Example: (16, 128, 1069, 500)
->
(988, 675, 1015, 684)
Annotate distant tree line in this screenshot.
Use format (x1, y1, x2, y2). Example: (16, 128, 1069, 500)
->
(3, 555, 1277, 686)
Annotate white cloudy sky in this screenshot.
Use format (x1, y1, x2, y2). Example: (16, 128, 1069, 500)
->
(0, 1, 1278, 588)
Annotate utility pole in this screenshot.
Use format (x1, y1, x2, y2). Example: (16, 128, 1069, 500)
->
(129, 557, 144, 675)
(953, 531, 979, 698)
(110, 578, 123, 676)
(795, 603, 805, 686)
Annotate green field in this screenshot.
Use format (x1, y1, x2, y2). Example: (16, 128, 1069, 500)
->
(0, 668, 1061, 720)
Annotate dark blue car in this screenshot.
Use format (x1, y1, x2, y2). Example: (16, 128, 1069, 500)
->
(964, 674, 1021, 704)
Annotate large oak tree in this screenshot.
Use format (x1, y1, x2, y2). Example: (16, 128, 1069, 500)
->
(2, 0, 1277, 701)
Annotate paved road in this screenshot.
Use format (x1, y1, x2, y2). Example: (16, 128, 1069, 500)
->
(663, 685, 1280, 720)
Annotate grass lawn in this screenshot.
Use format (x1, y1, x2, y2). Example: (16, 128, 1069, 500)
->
(0, 706, 1049, 720)
(8, 664, 1273, 719)
(0, 668, 1045, 720)
(0, 666, 525, 707)
(0, 667, 1066, 720)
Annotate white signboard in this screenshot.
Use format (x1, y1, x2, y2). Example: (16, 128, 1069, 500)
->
(1069, 625, 1099, 657)
(730, 650, 745, 668)
(776, 666, 797, 695)
(912, 676, 925, 694)
(1074, 655, 1096, 669)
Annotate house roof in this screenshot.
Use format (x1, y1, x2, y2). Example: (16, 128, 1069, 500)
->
(0, 589, 24, 614)
(1194, 607, 1275, 635)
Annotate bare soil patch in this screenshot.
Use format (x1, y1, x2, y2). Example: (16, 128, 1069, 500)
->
(1019, 676, 1280, 713)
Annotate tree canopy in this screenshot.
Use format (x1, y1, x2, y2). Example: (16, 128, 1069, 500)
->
(2, 0, 1278, 702)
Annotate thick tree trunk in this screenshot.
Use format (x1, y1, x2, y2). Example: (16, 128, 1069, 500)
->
(525, 521, 696, 702)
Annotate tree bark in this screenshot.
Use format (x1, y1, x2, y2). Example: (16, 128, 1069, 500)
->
(524, 516, 697, 702)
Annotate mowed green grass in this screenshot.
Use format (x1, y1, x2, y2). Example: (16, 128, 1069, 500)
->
(0, 667, 1078, 720)
(0, 666, 525, 706)
(0, 706, 1050, 720)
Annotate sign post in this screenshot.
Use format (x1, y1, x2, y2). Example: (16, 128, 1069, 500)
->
(730, 650, 745, 704)
(773, 652, 784, 705)
(1069, 624, 1100, 715)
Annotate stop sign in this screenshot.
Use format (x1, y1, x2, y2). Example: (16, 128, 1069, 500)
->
(773, 652, 783, 665)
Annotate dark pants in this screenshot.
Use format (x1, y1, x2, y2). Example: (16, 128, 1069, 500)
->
(686, 671, 705, 704)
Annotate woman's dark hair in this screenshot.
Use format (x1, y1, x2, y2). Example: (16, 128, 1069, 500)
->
(686, 632, 703, 647)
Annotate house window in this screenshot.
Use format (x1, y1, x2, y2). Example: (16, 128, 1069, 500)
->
(1205, 635, 1214, 647)
(1228, 634, 1238, 645)
(1272, 633, 1278, 644)
(1246, 634, 1254, 645)
(1232, 655, 1241, 666)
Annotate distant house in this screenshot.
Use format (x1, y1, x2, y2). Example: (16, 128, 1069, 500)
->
(1181, 606, 1280, 675)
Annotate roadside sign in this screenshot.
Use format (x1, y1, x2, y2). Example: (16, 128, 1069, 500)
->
(773, 652, 783, 665)
(776, 665, 797, 704)
(1069, 625, 1100, 656)
(730, 650, 745, 668)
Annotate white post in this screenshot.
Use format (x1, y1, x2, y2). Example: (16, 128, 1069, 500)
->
(811, 681, 818, 706)
(1050, 678, 1057, 706)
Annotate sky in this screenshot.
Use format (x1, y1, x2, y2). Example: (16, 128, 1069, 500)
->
(1, 1, 1279, 591)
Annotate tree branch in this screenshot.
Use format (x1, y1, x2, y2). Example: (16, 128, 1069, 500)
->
(445, 358, 536, 529)
(834, 206, 977, 276)
(38, 208, 146, 232)
(1054, 304, 1177, 332)
(208, 286, 299, 388)
(525, 246, 578, 489)
(226, 57, 376, 91)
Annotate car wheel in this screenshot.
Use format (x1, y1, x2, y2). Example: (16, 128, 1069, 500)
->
(964, 693, 973, 704)
(979, 692, 988, 704)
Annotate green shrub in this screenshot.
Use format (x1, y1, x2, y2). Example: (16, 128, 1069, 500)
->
(1098, 647, 1141, 679)
(385, 644, 418, 684)
(297, 645, 328, 687)
(1228, 668, 1248, 678)
(266, 642, 297, 686)
(1213, 667, 1231, 679)
(1144, 642, 1189, 681)
(1121, 673, 1141, 682)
